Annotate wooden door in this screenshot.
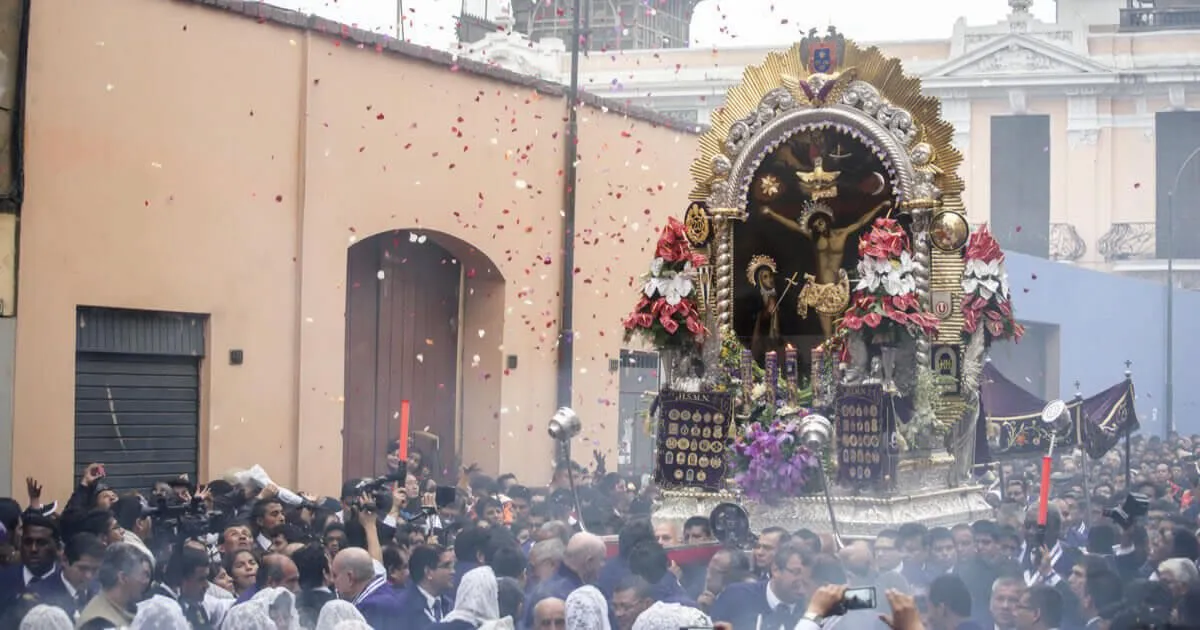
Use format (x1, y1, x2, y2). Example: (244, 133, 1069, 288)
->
(344, 233, 462, 480)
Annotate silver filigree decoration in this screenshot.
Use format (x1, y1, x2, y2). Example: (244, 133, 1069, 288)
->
(840, 81, 918, 147)
(711, 154, 731, 178)
(721, 88, 799, 158)
(1098, 222, 1155, 261)
(1049, 223, 1087, 262)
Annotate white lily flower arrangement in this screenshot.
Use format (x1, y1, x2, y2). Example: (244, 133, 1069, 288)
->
(961, 258, 1010, 300)
(642, 257, 699, 306)
(855, 250, 918, 297)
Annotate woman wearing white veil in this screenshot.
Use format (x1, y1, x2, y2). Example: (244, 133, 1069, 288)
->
(251, 587, 301, 630)
(332, 622, 372, 630)
(631, 602, 713, 630)
(565, 586, 612, 630)
(17, 605, 73, 630)
(131, 595, 189, 630)
(314, 601, 366, 630)
(222, 600, 275, 630)
(429, 565, 502, 629)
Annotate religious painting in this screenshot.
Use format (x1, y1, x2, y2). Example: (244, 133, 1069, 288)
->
(731, 125, 905, 368)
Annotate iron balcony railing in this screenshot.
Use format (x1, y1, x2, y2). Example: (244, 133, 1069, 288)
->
(1120, 6, 1200, 31)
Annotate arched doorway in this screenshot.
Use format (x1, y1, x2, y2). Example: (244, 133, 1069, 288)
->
(343, 230, 505, 481)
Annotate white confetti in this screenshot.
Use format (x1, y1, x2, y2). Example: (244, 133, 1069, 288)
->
(478, 329, 486, 338)
(377, 270, 386, 280)
(417, 354, 424, 363)
(515, 179, 528, 189)
(105, 84, 115, 92)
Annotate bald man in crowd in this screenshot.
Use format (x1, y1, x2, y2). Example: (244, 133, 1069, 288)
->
(523, 533, 607, 628)
(532, 597, 566, 629)
(839, 541, 910, 593)
(332, 547, 402, 629)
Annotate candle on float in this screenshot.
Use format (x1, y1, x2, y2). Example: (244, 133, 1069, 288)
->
(811, 346, 825, 406)
(740, 349, 754, 389)
(765, 351, 779, 405)
(784, 346, 798, 404)
(399, 400, 411, 462)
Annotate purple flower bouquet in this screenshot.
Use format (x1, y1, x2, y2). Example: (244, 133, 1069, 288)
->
(730, 419, 820, 503)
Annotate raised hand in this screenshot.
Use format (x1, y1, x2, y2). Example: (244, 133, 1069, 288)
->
(25, 477, 42, 507)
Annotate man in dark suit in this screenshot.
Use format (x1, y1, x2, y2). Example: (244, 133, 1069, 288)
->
(333, 546, 405, 629)
(148, 543, 218, 629)
(27, 533, 105, 621)
(926, 574, 984, 630)
(522, 532, 607, 629)
(955, 521, 1021, 628)
(1078, 571, 1122, 630)
(0, 514, 61, 616)
(392, 544, 456, 630)
(710, 541, 813, 630)
(292, 543, 336, 628)
(1019, 507, 1083, 629)
(1019, 507, 1080, 587)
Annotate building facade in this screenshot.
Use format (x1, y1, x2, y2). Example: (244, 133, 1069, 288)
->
(535, 0, 1200, 278)
(453, 0, 1200, 452)
(4, 0, 700, 500)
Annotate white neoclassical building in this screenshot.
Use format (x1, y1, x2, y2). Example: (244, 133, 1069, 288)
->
(462, 0, 1200, 282)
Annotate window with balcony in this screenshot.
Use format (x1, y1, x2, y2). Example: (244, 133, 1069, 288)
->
(991, 115, 1051, 258)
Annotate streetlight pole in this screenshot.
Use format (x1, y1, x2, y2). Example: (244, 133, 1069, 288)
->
(1164, 146, 1200, 437)
(555, 0, 584, 464)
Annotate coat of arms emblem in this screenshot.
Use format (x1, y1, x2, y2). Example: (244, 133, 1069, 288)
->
(931, 290, 954, 320)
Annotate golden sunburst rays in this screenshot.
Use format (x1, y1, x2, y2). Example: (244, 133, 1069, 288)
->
(690, 40, 966, 208)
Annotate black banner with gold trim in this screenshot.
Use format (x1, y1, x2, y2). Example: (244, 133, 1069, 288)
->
(654, 390, 735, 492)
(835, 384, 896, 485)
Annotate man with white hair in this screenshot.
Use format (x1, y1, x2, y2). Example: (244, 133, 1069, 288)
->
(528, 539, 565, 593)
(1157, 557, 1198, 603)
(522, 533, 607, 628)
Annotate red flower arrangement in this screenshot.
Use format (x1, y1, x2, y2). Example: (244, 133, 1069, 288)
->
(623, 217, 708, 348)
(839, 218, 940, 338)
(961, 225, 1024, 343)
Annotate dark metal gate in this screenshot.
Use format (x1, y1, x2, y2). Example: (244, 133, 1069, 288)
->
(74, 307, 206, 492)
(616, 349, 659, 477)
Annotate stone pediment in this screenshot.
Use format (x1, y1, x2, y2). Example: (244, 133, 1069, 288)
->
(927, 34, 1111, 77)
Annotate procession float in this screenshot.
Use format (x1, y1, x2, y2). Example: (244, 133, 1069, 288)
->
(623, 28, 1018, 536)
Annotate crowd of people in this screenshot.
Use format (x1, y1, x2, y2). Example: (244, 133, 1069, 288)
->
(0, 432, 1199, 630)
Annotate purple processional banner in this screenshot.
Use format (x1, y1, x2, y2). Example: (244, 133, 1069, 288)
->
(979, 364, 1138, 461)
(654, 390, 735, 493)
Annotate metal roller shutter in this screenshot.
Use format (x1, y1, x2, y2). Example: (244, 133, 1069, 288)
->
(74, 307, 206, 494)
(74, 354, 200, 493)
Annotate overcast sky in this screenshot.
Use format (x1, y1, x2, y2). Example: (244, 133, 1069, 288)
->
(272, 0, 1060, 50)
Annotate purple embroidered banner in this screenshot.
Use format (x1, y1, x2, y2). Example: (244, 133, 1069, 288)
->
(978, 363, 1137, 460)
